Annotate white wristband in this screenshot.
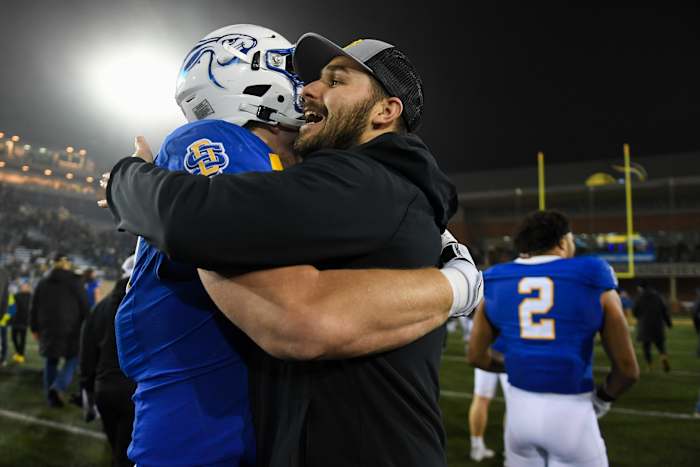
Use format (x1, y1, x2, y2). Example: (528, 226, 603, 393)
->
(440, 265, 482, 318)
(440, 267, 468, 317)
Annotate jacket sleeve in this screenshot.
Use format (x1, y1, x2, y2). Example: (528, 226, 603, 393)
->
(77, 283, 90, 320)
(693, 302, 700, 333)
(107, 153, 414, 269)
(631, 298, 641, 319)
(0, 275, 8, 317)
(660, 296, 672, 328)
(29, 283, 41, 334)
(79, 311, 99, 393)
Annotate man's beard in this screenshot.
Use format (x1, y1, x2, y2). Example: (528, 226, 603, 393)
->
(294, 97, 376, 158)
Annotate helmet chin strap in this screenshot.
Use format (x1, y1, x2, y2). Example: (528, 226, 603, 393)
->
(239, 103, 304, 129)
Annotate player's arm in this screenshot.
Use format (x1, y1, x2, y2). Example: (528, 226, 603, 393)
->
(466, 301, 504, 372)
(199, 266, 451, 360)
(198, 235, 482, 360)
(104, 152, 416, 270)
(598, 289, 640, 399)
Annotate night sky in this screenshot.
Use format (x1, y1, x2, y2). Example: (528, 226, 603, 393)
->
(1, 2, 698, 173)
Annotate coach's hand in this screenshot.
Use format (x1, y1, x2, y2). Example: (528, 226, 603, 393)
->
(98, 136, 154, 208)
(439, 230, 484, 318)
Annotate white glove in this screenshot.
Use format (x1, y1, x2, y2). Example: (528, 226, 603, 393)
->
(592, 387, 613, 418)
(82, 389, 97, 423)
(439, 230, 484, 318)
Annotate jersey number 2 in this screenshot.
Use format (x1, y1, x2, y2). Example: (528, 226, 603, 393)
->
(518, 277, 555, 340)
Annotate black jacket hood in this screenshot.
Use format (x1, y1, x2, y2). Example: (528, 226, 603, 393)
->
(354, 133, 457, 231)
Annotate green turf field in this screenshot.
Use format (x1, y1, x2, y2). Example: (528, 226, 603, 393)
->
(1, 322, 698, 466)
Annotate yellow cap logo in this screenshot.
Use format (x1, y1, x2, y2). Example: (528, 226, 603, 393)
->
(344, 39, 364, 50)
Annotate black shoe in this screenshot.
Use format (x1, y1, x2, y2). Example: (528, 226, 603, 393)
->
(662, 359, 671, 373)
(48, 388, 65, 408)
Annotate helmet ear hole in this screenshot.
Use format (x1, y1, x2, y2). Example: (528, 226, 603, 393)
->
(277, 95, 285, 103)
(243, 85, 271, 97)
(252, 51, 261, 70)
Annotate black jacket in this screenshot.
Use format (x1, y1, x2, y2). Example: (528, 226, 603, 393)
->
(80, 278, 136, 394)
(633, 288, 672, 343)
(107, 132, 457, 467)
(11, 291, 31, 329)
(0, 267, 8, 318)
(30, 268, 89, 358)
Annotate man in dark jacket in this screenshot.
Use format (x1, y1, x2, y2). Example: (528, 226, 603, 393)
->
(0, 266, 9, 366)
(633, 281, 672, 372)
(11, 281, 32, 364)
(80, 256, 136, 467)
(30, 254, 89, 407)
(693, 288, 700, 358)
(105, 34, 456, 466)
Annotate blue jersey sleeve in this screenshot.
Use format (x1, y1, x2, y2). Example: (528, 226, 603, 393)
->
(580, 257, 618, 291)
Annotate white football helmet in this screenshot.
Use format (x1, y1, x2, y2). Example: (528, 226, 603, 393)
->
(175, 24, 304, 128)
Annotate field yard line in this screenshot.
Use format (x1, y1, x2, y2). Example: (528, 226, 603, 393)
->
(0, 408, 107, 441)
(441, 355, 700, 377)
(440, 390, 699, 420)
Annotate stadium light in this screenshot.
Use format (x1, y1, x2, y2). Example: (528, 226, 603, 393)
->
(66, 172, 74, 180)
(21, 165, 29, 172)
(86, 176, 94, 183)
(86, 45, 183, 125)
(11, 135, 20, 142)
(44, 169, 52, 176)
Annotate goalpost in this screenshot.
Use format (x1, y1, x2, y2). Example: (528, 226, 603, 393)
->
(536, 145, 636, 280)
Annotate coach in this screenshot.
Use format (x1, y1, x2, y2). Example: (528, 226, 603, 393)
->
(106, 33, 454, 467)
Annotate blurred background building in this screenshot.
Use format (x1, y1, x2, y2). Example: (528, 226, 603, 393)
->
(448, 150, 700, 311)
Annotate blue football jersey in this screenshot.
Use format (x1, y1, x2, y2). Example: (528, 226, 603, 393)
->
(116, 119, 281, 466)
(483, 255, 617, 394)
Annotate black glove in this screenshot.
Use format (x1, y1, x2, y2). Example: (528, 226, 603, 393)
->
(591, 385, 615, 419)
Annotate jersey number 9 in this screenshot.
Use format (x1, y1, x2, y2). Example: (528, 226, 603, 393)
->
(518, 277, 555, 340)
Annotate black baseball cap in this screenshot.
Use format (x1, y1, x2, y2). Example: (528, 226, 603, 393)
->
(293, 33, 424, 132)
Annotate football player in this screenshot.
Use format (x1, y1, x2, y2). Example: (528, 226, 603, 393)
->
(113, 24, 481, 466)
(468, 210, 639, 467)
(468, 344, 508, 462)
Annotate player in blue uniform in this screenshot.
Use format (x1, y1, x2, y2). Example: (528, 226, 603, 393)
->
(114, 24, 484, 466)
(115, 24, 307, 466)
(468, 210, 639, 467)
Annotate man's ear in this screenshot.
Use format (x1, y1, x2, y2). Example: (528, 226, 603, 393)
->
(558, 236, 569, 253)
(371, 97, 404, 129)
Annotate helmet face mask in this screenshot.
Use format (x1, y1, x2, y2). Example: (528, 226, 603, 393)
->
(176, 24, 304, 128)
(265, 47, 304, 114)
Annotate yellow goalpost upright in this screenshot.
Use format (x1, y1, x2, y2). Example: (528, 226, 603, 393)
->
(536, 145, 636, 279)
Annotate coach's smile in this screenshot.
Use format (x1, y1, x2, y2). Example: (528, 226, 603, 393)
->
(300, 109, 325, 133)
